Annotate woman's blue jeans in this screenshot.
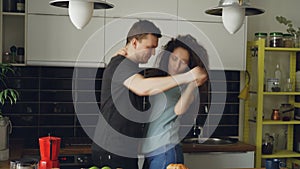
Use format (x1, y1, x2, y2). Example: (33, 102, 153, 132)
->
(143, 144, 184, 169)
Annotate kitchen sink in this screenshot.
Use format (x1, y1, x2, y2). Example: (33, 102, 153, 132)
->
(182, 137, 238, 145)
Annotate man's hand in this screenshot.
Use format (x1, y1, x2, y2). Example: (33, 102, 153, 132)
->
(189, 67, 208, 86)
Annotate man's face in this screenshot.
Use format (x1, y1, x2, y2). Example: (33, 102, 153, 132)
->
(133, 34, 159, 64)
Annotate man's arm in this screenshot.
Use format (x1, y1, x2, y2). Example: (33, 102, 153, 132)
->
(124, 66, 207, 96)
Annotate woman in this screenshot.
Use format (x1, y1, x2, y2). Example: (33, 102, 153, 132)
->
(142, 34, 209, 169)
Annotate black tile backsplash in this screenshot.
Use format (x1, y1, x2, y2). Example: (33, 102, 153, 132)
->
(40, 79, 73, 90)
(40, 67, 75, 78)
(2, 66, 240, 146)
(191, 70, 240, 138)
(40, 91, 73, 102)
(18, 91, 39, 102)
(40, 103, 74, 114)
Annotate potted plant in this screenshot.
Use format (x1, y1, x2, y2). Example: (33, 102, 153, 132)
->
(0, 63, 19, 161)
(275, 16, 300, 47)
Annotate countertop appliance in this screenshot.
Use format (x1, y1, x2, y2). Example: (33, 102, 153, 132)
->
(22, 154, 93, 169)
(23, 137, 93, 169)
(58, 137, 93, 169)
(58, 154, 92, 169)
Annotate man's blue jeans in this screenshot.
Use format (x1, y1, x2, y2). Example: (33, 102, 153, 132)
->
(143, 144, 184, 169)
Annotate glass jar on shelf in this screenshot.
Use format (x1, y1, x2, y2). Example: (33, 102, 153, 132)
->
(294, 34, 300, 48)
(279, 103, 294, 121)
(283, 33, 294, 48)
(267, 78, 280, 92)
(255, 32, 268, 46)
(2, 52, 11, 63)
(269, 32, 283, 47)
(16, 0, 25, 13)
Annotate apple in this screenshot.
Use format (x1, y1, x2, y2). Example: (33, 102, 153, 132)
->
(101, 166, 111, 169)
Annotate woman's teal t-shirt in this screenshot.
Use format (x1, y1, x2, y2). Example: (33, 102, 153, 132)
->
(142, 86, 182, 154)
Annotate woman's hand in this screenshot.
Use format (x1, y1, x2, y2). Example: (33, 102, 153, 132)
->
(189, 67, 208, 86)
(114, 47, 127, 56)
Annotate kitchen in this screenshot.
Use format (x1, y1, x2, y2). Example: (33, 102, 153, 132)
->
(0, 0, 300, 168)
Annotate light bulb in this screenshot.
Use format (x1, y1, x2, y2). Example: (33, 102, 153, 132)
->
(69, 1, 94, 29)
(222, 4, 245, 34)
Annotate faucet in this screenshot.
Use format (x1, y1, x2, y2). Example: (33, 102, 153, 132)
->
(192, 117, 203, 138)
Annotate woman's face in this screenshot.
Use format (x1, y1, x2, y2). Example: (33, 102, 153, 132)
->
(168, 47, 190, 75)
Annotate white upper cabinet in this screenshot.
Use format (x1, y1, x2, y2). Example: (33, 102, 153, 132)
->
(27, 0, 104, 16)
(105, 0, 177, 19)
(178, 21, 246, 70)
(27, 15, 105, 67)
(104, 18, 246, 70)
(23, 0, 246, 70)
(28, 0, 67, 15)
(178, 0, 221, 22)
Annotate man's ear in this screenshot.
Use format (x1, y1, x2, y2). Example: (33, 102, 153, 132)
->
(131, 38, 137, 49)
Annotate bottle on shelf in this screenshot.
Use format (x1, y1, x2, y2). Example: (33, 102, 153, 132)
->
(264, 69, 267, 91)
(271, 109, 281, 120)
(10, 45, 17, 63)
(262, 133, 274, 154)
(284, 78, 293, 92)
(274, 64, 282, 91)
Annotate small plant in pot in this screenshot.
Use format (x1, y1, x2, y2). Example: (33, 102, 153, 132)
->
(275, 16, 300, 47)
(0, 63, 19, 161)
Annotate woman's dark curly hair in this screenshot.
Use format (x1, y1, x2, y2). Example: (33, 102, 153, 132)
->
(146, 34, 210, 120)
(154, 34, 209, 76)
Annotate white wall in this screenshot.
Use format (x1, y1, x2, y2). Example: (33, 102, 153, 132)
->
(247, 0, 300, 40)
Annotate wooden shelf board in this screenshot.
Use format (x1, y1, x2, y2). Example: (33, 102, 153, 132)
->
(262, 150, 300, 158)
(263, 92, 300, 95)
(262, 120, 300, 125)
(265, 47, 300, 52)
(2, 12, 25, 16)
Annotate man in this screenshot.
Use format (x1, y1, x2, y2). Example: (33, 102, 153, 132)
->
(92, 20, 207, 169)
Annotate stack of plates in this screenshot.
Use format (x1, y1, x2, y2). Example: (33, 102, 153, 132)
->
(296, 71, 300, 91)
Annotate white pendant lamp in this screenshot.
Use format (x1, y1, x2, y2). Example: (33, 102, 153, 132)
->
(49, 0, 114, 30)
(205, 0, 264, 34)
(222, 3, 245, 34)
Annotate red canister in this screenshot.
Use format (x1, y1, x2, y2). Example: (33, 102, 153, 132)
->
(38, 136, 61, 169)
(39, 136, 61, 160)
